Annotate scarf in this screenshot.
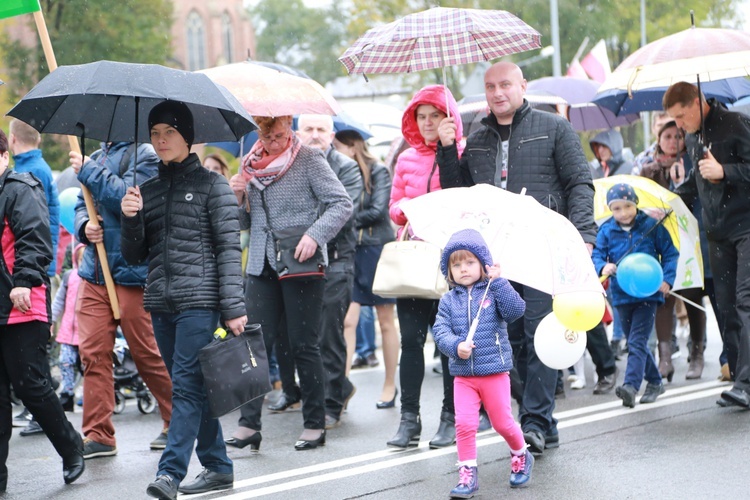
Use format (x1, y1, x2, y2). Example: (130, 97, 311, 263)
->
(241, 133, 302, 191)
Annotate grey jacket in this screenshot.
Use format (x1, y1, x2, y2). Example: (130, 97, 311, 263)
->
(242, 145, 353, 277)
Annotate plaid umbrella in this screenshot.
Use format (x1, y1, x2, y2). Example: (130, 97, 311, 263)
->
(338, 7, 541, 75)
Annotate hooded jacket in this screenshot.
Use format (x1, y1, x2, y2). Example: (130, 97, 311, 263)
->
(676, 99, 750, 242)
(389, 85, 464, 227)
(592, 210, 679, 306)
(432, 229, 525, 377)
(75, 142, 159, 286)
(437, 100, 598, 245)
(589, 129, 634, 179)
(0, 170, 52, 326)
(52, 243, 85, 345)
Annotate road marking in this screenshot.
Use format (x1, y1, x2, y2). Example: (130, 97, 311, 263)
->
(197, 382, 730, 499)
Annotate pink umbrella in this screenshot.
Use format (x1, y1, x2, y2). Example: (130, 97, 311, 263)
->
(198, 62, 341, 117)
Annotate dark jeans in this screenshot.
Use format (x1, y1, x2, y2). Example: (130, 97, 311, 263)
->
(396, 298, 454, 416)
(239, 271, 326, 430)
(709, 235, 750, 392)
(0, 321, 81, 483)
(587, 322, 617, 378)
(151, 310, 232, 483)
(617, 301, 661, 390)
(321, 270, 354, 416)
(508, 283, 557, 434)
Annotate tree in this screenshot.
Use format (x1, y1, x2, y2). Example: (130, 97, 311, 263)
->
(249, 0, 349, 85)
(0, 0, 173, 168)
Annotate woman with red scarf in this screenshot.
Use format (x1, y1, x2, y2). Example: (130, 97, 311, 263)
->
(228, 115, 352, 451)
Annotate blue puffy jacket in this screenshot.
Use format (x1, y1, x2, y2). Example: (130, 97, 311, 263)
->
(432, 229, 526, 377)
(12, 149, 59, 276)
(592, 210, 679, 306)
(74, 142, 159, 286)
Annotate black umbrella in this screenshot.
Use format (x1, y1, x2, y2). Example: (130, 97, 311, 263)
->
(7, 60, 257, 146)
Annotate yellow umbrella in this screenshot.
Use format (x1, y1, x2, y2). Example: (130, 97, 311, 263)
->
(593, 175, 703, 292)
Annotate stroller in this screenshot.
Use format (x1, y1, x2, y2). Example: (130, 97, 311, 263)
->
(113, 332, 157, 415)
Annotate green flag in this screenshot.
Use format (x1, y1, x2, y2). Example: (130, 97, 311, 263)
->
(0, 0, 40, 20)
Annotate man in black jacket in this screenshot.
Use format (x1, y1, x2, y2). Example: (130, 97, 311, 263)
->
(664, 82, 750, 408)
(297, 115, 363, 429)
(436, 61, 598, 454)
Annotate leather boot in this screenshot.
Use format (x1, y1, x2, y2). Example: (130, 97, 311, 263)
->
(429, 411, 456, 449)
(686, 343, 704, 380)
(386, 412, 421, 449)
(658, 341, 675, 382)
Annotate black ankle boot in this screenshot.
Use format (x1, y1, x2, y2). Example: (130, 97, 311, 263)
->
(386, 412, 421, 449)
(429, 411, 456, 449)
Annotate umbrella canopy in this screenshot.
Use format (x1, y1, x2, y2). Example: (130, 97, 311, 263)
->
(526, 76, 600, 105)
(198, 61, 341, 117)
(567, 103, 639, 132)
(594, 77, 750, 116)
(598, 27, 750, 95)
(593, 175, 703, 292)
(338, 7, 541, 75)
(401, 184, 604, 296)
(7, 60, 256, 144)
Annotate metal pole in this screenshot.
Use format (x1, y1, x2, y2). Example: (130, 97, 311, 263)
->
(641, 0, 651, 149)
(550, 0, 561, 76)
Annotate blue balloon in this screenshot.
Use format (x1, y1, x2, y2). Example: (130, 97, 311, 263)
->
(58, 187, 81, 235)
(617, 253, 664, 298)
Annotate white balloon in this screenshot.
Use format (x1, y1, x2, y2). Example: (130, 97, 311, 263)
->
(534, 312, 587, 370)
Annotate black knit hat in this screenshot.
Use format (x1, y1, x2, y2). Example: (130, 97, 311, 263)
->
(148, 101, 194, 147)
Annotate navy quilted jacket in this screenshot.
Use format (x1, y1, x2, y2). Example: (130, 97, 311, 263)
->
(432, 229, 525, 377)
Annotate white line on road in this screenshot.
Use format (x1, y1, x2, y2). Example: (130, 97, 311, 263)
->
(193, 382, 731, 499)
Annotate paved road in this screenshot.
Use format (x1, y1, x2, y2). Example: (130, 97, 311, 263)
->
(5, 312, 747, 499)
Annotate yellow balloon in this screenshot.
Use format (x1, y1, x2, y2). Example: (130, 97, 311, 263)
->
(552, 291, 605, 332)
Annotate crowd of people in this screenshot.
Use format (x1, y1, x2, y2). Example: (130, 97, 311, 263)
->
(1, 59, 749, 500)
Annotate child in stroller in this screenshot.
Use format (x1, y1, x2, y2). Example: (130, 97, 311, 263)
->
(113, 329, 157, 415)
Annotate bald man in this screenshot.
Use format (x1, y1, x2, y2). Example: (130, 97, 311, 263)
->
(436, 61, 599, 455)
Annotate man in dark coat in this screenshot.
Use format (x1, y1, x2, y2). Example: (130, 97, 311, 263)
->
(436, 61, 598, 454)
(664, 81, 750, 408)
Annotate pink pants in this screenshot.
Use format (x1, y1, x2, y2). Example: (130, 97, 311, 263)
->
(454, 372, 525, 462)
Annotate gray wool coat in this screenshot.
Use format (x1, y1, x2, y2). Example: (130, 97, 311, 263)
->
(241, 144, 353, 277)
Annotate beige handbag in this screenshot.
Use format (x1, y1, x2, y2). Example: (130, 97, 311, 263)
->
(372, 222, 449, 300)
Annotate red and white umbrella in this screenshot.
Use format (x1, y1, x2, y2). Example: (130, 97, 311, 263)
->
(198, 62, 341, 117)
(339, 7, 540, 74)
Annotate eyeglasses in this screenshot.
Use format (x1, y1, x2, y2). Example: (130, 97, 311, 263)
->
(260, 132, 288, 144)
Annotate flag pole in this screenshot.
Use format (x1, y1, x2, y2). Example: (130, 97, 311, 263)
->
(32, 8, 121, 319)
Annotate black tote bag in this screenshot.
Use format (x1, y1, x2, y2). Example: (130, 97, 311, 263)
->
(198, 323, 272, 419)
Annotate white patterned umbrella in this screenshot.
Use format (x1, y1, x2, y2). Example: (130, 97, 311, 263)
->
(338, 7, 541, 75)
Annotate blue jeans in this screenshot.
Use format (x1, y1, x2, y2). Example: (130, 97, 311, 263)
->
(355, 306, 376, 358)
(151, 310, 232, 483)
(617, 302, 661, 390)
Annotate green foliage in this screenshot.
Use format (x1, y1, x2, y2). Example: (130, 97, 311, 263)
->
(250, 0, 348, 85)
(0, 0, 173, 170)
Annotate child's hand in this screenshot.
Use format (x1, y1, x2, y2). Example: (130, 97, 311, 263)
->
(659, 281, 671, 297)
(485, 263, 502, 280)
(602, 263, 617, 277)
(457, 341, 474, 359)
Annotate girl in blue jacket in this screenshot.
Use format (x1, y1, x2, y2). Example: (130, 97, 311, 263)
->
(433, 229, 531, 498)
(592, 183, 679, 409)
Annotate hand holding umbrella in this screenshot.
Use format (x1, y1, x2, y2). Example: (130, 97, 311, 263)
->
(121, 186, 143, 218)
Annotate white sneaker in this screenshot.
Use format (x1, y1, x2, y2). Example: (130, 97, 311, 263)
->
(12, 407, 32, 427)
(570, 377, 586, 390)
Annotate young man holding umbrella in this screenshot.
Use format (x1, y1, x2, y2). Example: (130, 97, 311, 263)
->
(664, 81, 750, 408)
(436, 61, 599, 454)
